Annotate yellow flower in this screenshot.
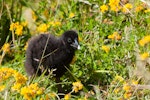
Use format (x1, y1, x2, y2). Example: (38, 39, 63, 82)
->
(110, 5, 121, 12)
(9, 23, 15, 31)
(109, 0, 120, 6)
(49, 21, 61, 27)
(55, 21, 61, 26)
(135, 5, 144, 12)
(11, 83, 22, 92)
(114, 88, 120, 94)
(109, 0, 121, 12)
(114, 75, 124, 82)
(0, 67, 27, 92)
(64, 93, 71, 100)
(32, 11, 37, 21)
(0, 67, 15, 82)
(37, 23, 49, 33)
(124, 92, 132, 99)
(102, 45, 110, 53)
(13, 72, 27, 85)
(9, 22, 19, 31)
(2, 43, 10, 53)
(100, 5, 108, 13)
(9, 22, 24, 36)
(0, 85, 5, 92)
(40, 98, 44, 100)
(15, 25, 23, 36)
(122, 3, 133, 13)
(21, 83, 43, 100)
(139, 40, 145, 46)
(139, 35, 150, 46)
(140, 52, 149, 60)
(69, 12, 75, 18)
(145, 9, 150, 13)
(72, 81, 83, 93)
(21, 21, 28, 27)
(21, 87, 32, 100)
(123, 84, 131, 92)
(108, 32, 121, 40)
(37, 89, 43, 95)
(132, 80, 138, 85)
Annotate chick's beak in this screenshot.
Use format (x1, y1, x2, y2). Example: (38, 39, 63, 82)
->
(71, 39, 80, 50)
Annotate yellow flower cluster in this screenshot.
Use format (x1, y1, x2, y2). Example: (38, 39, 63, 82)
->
(111, 75, 124, 85)
(69, 12, 75, 18)
(64, 93, 71, 100)
(111, 76, 124, 94)
(124, 91, 132, 99)
(9, 21, 27, 36)
(0, 85, 5, 92)
(123, 84, 131, 91)
(108, 32, 121, 40)
(114, 75, 124, 82)
(111, 75, 139, 99)
(135, 3, 150, 13)
(21, 21, 28, 27)
(122, 3, 133, 13)
(139, 35, 150, 46)
(49, 21, 61, 27)
(2, 43, 10, 53)
(109, 0, 121, 12)
(114, 88, 120, 94)
(132, 80, 138, 85)
(123, 82, 132, 99)
(37, 23, 49, 33)
(14, 72, 27, 84)
(63, 81, 83, 99)
(0, 67, 27, 92)
(100, 5, 108, 13)
(135, 5, 144, 13)
(100, 1, 150, 13)
(0, 67, 15, 82)
(37, 21, 61, 33)
(21, 83, 44, 100)
(140, 52, 149, 60)
(12, 72, 27, 91)
(72, 81, 83, 93)
(102, 45, 110, 53)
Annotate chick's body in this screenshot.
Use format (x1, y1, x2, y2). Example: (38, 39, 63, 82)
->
(25, 30, 79, 78)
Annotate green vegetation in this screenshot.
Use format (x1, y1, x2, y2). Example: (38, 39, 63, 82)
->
(1, 0, 150, 99)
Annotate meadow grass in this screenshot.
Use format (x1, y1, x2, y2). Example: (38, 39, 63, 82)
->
(1, 0, 150, 99)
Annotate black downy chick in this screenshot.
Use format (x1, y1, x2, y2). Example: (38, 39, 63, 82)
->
(25, 30, 80, 93)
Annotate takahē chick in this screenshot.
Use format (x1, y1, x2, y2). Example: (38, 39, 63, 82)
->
(25, 30, 80, 80)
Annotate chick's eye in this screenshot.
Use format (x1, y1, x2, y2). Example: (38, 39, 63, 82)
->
(67, 38, 72, 43)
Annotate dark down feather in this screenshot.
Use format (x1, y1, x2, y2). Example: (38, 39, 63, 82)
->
(25, 30, 80, 78)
